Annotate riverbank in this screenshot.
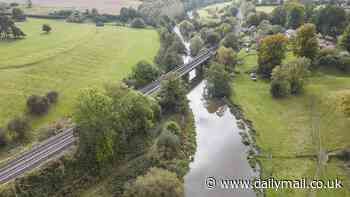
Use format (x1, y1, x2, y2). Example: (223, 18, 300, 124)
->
(231, 50, 350, 197)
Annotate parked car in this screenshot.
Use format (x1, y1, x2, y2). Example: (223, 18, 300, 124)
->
(250, 72, 257, 81)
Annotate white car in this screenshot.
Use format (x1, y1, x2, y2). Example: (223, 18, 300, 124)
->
(250, 72, 257, 81)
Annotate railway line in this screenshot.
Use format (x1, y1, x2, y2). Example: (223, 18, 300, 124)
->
(0, 47, 214, 184)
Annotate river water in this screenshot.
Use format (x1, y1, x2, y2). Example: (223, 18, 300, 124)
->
(184, 82, 257, 197)
(173, 13, 257, 197)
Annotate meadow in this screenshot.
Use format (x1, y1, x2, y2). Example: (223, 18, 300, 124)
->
(1, 0, 141, 14)
(197, 1, 233, 24)
(232, 50, 350, 197)
(255, 5, 276, 14)
(0, 18, 160, 134)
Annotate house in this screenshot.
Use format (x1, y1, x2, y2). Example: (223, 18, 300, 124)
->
(285, 29, 296, 38)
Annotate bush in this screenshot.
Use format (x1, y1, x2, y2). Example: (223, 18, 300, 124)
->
(123, 168, 183, 197)
(130, 18, 146, 28)
(0, 128, 6, 146)
(337, 91, 350, 116)
(316, 48, 350, 72)
(7, 116, 31, 142)
(42, 24, 52, 33)
(157, 130, 181, 160)
(46, 91, 59, 103)
(27, 95, 50, 115)
(164, 121, 181, 136)
(270, 79, 291, 98)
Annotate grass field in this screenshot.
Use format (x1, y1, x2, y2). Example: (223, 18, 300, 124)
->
(1, 0, 141, 14)
(232, 50, 350, 197)
(256, 5, 276, 14)
(0, 18, 159, 134)
(197, 1, 233, 24)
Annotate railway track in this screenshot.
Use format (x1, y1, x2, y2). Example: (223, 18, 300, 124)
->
(0, 47, 214, 184)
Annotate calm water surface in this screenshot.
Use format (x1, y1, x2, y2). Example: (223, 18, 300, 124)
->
(184, 81, 256, 197)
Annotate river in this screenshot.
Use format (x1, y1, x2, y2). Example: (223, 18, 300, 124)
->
(172, 10, 257, 197)
(184, 81, 257, 197)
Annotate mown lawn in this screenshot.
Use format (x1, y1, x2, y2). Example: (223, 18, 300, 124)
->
(232, 50, 350, 197)
(0, 18, 160, 134)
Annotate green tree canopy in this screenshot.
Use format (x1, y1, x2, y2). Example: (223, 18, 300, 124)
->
(286, 2, 305, 29)
(258, 33, 288, 78)
(271, 6, 287, 26)
(216, 46, 237, 73)
(74, 87, 115, 168)
(159, 74, 188, 114)
(206, 63, 232, 98)
(314, 4, 347, 37)
(123, 168, 183, 197)
(222, 32, 240, 51)
(271, 57, 310, 95)
(130, 60, 160, 88)
(179, 20, 195, 40)
(292, 23, 319, 60)
(340, 25, 350, 53)
(190, 35, 204, 56)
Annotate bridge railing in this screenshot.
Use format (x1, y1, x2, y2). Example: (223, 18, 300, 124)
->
(139, 48, 214, 95)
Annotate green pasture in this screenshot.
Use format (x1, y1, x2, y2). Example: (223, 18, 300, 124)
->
(0, 18, 160, 133)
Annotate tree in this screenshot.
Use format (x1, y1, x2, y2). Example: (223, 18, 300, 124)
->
(12, 8, 26, 21)
(179, 20, 194, 40)
(42, 24, 52, 33)
(206, 63, 232, 98)
(286, 2, 305, 29)
(156, 130, 181, 160)
(205, 31, 220, 47)
(117, 91, 158, 140)
(270, 79, 291, 98)
(123, 168, 183, 197)
(74, 88, 115, 169)
(258, 33, 288, 78)
(190, 35, 204, 56)
(271, 6, 287, 26)
(159, 74, 188, 114)
(216, 46, 237, 73)
(217, 23, 232, 37)
(7, 116, 31, 142)
(130, 61, 160, 88)
(314, 5, 347, 37)
(247, 11, 270, 27)
(27, 0, 32, 8)
(27, 95, 50, 115)
(0, 15, 25, 40)
(336, 91, 350, 117)
(222, 32, 239, 51)
(292, 23, 319, 60)
(271, 57, 310, 95)
(11, 25, 26, 38)
(340, 25, 350, 53)
(67, 11, 84, 23)
(130, 18, 146, 28)
(157, 48, 183, 72)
